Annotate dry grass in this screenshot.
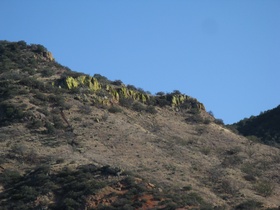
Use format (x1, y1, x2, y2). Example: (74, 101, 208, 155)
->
(0, 93, 280, 209)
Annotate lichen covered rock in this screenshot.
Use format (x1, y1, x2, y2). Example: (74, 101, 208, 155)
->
(63, 76, 204, 111)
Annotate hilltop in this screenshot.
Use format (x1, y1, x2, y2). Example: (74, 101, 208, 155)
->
(0, 41, 280, 209)
(230, 106, 280, 147)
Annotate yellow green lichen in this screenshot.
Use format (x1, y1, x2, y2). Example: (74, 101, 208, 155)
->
(65, 77, 79, 89)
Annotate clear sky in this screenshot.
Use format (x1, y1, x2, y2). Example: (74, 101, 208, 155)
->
(1, 1, 279, 124)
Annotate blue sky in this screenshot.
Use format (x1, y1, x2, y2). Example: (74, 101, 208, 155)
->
(1, 1, 279, 124)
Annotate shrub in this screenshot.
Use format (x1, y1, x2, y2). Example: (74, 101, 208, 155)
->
(254, 180, 275, 197)
(27, 119, 44, 129)
(119, 98, 133, 108)
(22, 67, 36, 75)
(127, 84, 137, 91)
(45, 121, 56, 134)
(111, 80, 123, 86)
(20, 77, 44, 90)
(132, 102, 146, 112)
(208, 110, 214, 117)
(0, 102, 25, 124)
(79, 104, 92, 114)
(187, 108, 200, 115)
(214, 118, 224, 125)
(241, 162, 262, 177)
(235, 200, 262, 210)
(102, 111, 109, 121)
(53, 115, 65, 129)
(108, 106, 122, 113)
(185, 114, 204, 124)
(171, 90, 181, 95)
(200, 147, 211, 155)
(156, 97, 170, 107)
(156, 91, 165, 96)
(93, 74, 110, 84)
(221, 155, 243, 167)
(41, 68, 55, 77)
(218, 179, 239, 195)
(33, 91, 48, 101)
(146, 105, 157, 114)
(243, 174, 257, 182)
(0, 169, 21, 187)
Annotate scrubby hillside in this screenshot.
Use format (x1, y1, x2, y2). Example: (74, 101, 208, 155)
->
(230, 106, 280, 147)
(0, 41, 280, 209)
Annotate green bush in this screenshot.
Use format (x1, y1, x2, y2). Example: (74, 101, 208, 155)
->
(93, 73, 110, 84)
(146, 105, 157, 114)
(235, 200, 262, 209)
(27, 119, 44, 129)
(119, 98, 134, 108)
(132, 102, 146, 112)
(254, 180, 275, 197)
(215, 118, 224, 125)
(241, 162, 262, 177)
(0, 102, 25, 124)
(0, 169, 21, 187)
(156, 97, 170, 107)
(45, 121, 56, 134)
(111, 80, 123, 86)
(79, 104, 92, 114)
(185, 114, 204, 124)
(41, 68, 55, 77)
(53, 115, 65, 129)
(33, 90, 48, 101)
(221, 155, 243, 167)
(108, 106, 122, 113)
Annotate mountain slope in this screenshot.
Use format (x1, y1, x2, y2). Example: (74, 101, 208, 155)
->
(231, 105, 280, 147)
(0, 41, 280, 209)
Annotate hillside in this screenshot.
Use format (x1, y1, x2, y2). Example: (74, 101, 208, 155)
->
(0, 41, 280, 210)
(230, 106, 280, 147)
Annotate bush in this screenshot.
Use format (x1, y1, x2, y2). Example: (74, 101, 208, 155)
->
(221, 155, 243, 167)
(214, 118, 224, 125)
(33, 91, 48, 101)
(127, 84, 137, 91)
(45, 121, 56, 134)
(185, 114, 204, 124)
(132, 102, 146, 112)
(22, 67, 36, 75)
(27, 119, 44, 129)
(119, 98, 133, 108)
(146, 105, 157, 114)
(20, 77, 45, 89)
(93, 74, 110, 84)
(156, 91, 165, 96)
(241, 162, 262, 177)
(111, 80, 123, 86)
(53, 115, 65, 129)
(235, 200, 262, 210)
(0, 102, 25, 124)
(79, 104, 92, 114)
(156, 97, 170, 107)
(0, 169, 21, 187)
(108, 106, 122, 113)
(41, 68, 55, 77)
(254, 180, 275, 197)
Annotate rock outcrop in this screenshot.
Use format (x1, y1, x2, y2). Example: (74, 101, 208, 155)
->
(62, 76, 205, 111)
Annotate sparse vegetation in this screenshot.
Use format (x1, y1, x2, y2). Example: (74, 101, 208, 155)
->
(0, 40, 280, 209)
